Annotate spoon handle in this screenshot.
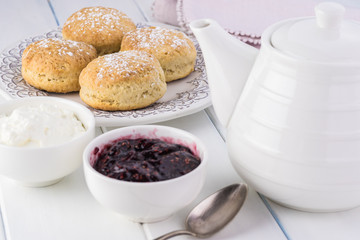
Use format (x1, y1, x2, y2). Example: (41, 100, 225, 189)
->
(153, 230, 197, 240)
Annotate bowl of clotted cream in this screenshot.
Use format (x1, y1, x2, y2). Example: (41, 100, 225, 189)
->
(0, 96, 95, 187)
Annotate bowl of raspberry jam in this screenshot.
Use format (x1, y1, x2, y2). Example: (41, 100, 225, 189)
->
(83, 125, 208, 223)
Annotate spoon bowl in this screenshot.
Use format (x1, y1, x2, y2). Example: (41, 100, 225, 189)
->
(154, 183, 248, 240)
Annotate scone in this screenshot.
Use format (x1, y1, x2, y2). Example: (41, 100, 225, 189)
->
(62, 6, 136, 55)
(120, 27, 197, 82)
(79, 50, 167, 111)
(21, 38, 97, 93)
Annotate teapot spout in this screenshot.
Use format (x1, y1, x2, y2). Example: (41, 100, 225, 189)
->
(190, 19, 258, 127)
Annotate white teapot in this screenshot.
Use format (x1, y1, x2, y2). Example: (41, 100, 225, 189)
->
(190, 2, 360, 212)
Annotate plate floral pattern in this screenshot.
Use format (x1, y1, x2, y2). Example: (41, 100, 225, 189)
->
(0, 25, 211, 126)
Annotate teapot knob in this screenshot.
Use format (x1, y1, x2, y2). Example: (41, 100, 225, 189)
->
(315, 2, 345, 29)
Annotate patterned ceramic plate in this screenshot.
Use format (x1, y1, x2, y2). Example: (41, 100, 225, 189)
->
(0, 25, 211, 126)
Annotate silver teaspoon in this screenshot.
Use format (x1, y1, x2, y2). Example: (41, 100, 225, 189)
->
(153, 183, 248, 240)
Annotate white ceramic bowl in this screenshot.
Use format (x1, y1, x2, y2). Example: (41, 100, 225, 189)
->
(83, 125, 208, 223)
(0, 97, 96, 187)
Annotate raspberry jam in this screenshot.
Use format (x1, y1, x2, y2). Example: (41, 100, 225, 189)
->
(93, 138, 201, 182)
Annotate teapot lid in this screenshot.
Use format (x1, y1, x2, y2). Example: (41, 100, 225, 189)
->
(271, 2, 360, 62)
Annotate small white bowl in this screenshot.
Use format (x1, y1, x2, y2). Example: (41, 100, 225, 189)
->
(83, 125, 208, 223)
(0, 97, 95, 187)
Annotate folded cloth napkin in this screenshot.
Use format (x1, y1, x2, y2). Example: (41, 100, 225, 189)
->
(152, 0, 360, 45)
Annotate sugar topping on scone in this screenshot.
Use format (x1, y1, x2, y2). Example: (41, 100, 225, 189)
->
(121, 27, 197, 82)
(62, 6, 136, 55)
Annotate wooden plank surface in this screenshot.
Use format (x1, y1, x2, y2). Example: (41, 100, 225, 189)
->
(269, 201, 360, 240)
(0, 0, 57, 51)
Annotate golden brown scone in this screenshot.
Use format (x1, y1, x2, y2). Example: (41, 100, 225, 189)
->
(120, 27, 197, 82)
(21, 38, 97, 93)
(62, 6, 136, 55)
(79, 50, 167, 111)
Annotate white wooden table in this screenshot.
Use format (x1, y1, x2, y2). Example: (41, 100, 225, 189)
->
(0, 1, 360, 239)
